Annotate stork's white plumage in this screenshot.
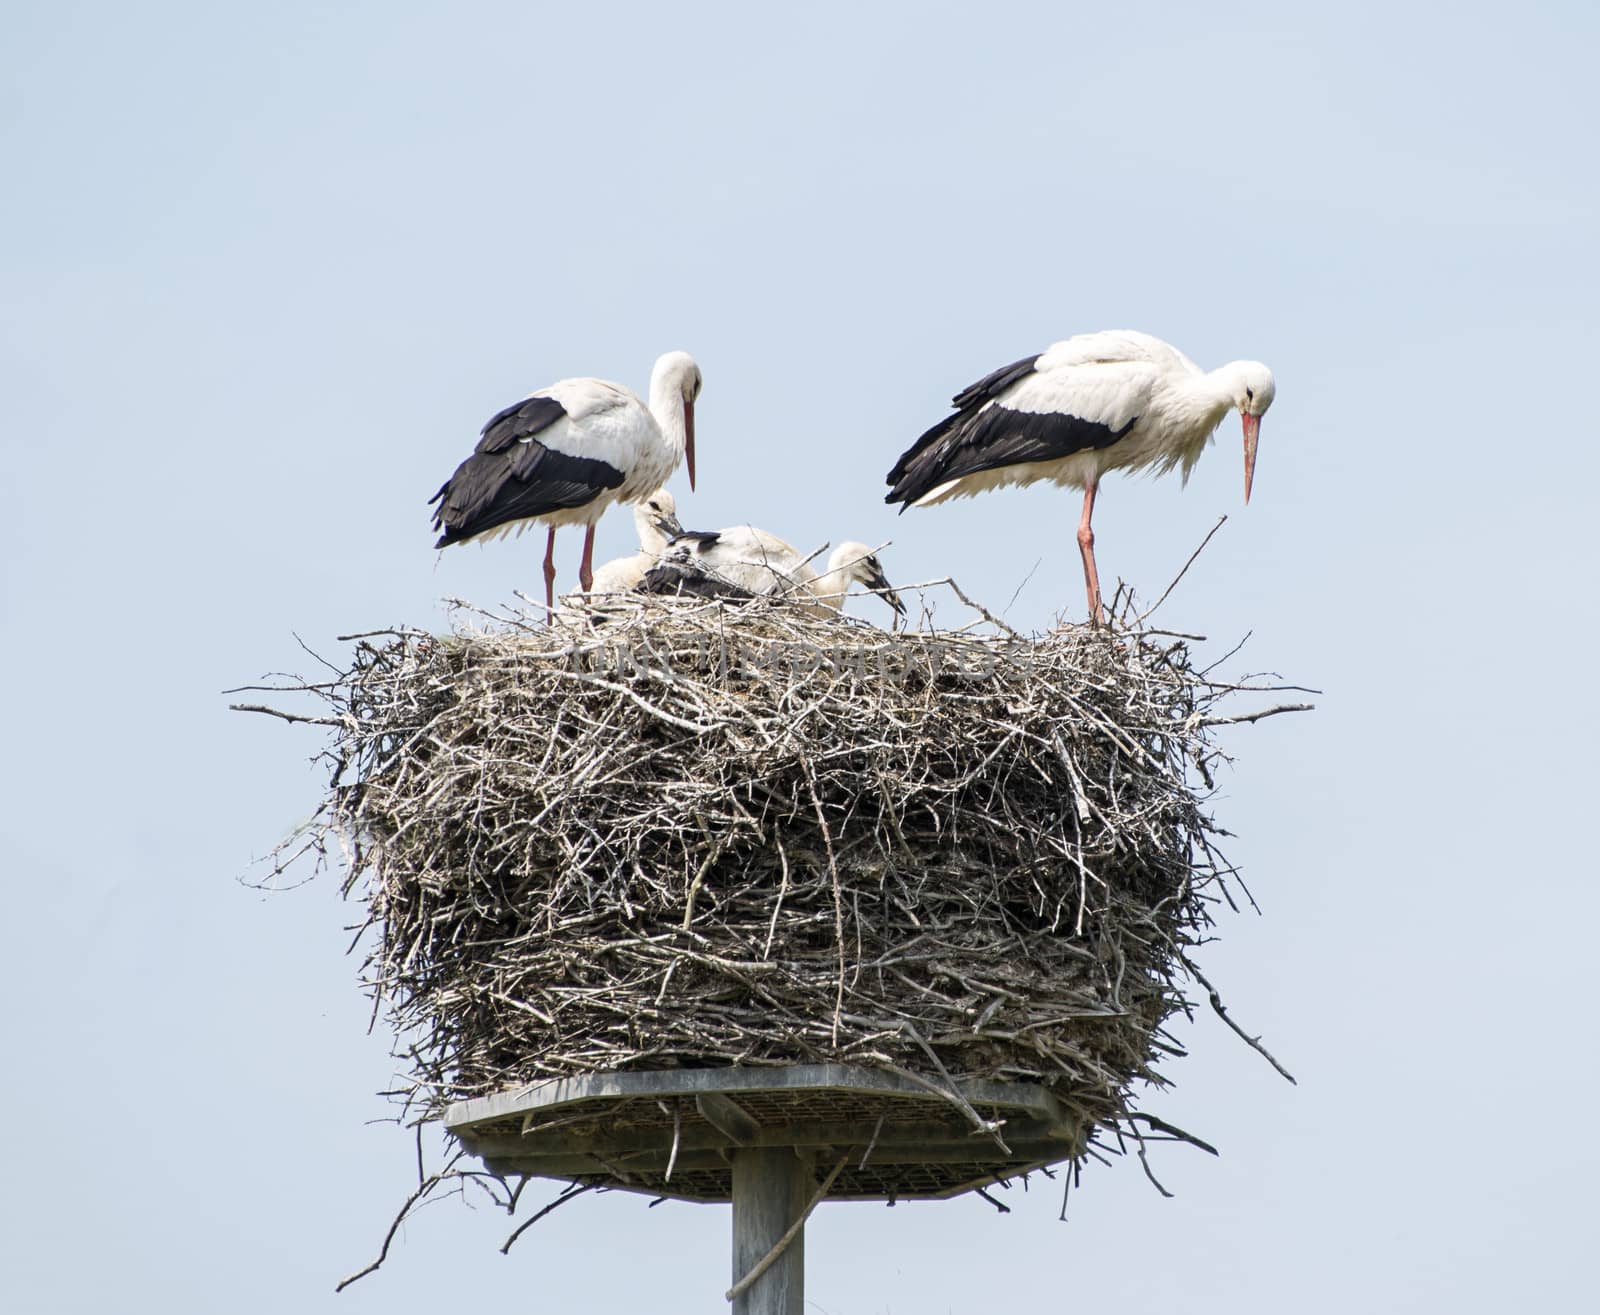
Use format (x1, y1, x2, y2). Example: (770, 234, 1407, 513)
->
(667, 524, 819, 596)
(885, 330, 1275, 622)
(430, 351, 702, 608)
(653, 526, 904, 618)
(806, 541, 906, 618)
(587, 489, 683, 595)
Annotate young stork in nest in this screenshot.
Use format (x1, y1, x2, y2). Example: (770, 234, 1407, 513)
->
(430, 352, 702, 608)
(648, 524, 905, 620)
(885, 330, 1275, 623)
(587, 489, 684, 595)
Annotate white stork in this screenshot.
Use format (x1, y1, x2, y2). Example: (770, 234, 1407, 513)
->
(430, 351, 702, 608)
(651, 526, 905, 618)
(587, 489, 684, 595)
(885, 330, 1275, 622)
(807, 541, 906, 618)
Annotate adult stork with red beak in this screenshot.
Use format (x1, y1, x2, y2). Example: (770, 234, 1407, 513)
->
(885, 330, 1275, 623)
(431, 351, 702, 608)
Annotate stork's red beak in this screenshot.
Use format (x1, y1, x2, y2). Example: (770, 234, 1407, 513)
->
(1242, 412, 1261, 504)
(685, 397, 696, 491)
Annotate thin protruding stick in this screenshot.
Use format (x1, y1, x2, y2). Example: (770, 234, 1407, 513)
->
(945, 578, 1022, 637)
(1198, 702, 1314, 728)
(1183, 956, 1297, 1084)
(724, 1155, 848, 1304)
(500, 1181, 600, 1254)
(335, 1149, 466, 1291)
(806, 776, 847, 1045)
(230, 702, 342, 728)
(1139, 515, 1228, 622)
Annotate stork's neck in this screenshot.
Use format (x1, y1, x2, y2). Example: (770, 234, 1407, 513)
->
(634, 506, 670, 555)
(1149, 364, 1239, 445)
(1192, 362, 1251, 420)
(806, 551, 858, 612)
(807, 566, 848, 611)
(648, 371, 689, 458)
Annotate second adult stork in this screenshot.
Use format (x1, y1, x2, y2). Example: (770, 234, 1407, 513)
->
(430, 351, 702, 608)
(885, 331, 1275, 622)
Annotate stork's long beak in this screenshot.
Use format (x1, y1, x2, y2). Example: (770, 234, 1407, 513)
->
(1242, 412, 1261, 504)
(684, 398, 696, 491)
(654, 509, 685, 539)
(867, 563, 906, 618)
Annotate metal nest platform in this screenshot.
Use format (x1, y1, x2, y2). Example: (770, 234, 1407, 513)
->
(445, 1064, 1086, 1203)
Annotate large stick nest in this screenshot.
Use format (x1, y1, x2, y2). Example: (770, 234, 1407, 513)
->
(263, 588, 1296, 1166)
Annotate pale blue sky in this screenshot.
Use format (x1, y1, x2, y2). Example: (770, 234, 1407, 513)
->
(4, 2, 1598, 1311)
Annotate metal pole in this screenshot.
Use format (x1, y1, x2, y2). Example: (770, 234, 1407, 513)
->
(730, 1147, 809, 1315)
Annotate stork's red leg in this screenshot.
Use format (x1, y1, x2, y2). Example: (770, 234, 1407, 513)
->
(543, 528, 558, 612)
(578, 523, 597, 594)
(1077, 478, 1104, 627)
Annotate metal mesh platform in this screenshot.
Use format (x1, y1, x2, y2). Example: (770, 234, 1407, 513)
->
(445, 1065, 1086, 1203)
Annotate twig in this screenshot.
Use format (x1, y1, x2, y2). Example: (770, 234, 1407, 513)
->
(1139, 515, 1228, 622)
(1004, 558, 1043, 616)
(805, 775, 847, 1046)
(725, 1155, 848, 1304)
(1182, 957, 1297, 1084)
(974, 1185, 1011, 1213)
(885, 1035, 1010, 1157)
(499, 1182, 600, 1255)
(1125, 1118, 1173, 1198)
(661, 1099, 682, 1184)
(945, 578, 1022, 638)
(859, 1115, 885, 1169)
(681, 823, 724, 930)
(1197, 702, 1314, 728)
(292, 630, 343, 676)
(1122, 1111, 1219, 1157)
(230, 702, 342, 728)
(335, 1149, 466, 1291)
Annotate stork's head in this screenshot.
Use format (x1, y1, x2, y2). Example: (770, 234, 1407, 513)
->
(633, 489, 682, 553)
(650, 351, 703, 490)
(1222, 361, 1275, 504)
(829, 542, 906, 618)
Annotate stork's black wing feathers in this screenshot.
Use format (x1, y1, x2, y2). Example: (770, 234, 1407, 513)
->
(475, 394, 567, 455)
(886, 407, 1135, 509)
(885, 353, 1135, 509)
(883, 355, 1040, 491)
(429, 442, 626, 548)
(949, 354, 1042, 410)
(640, 558, 759, 603)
